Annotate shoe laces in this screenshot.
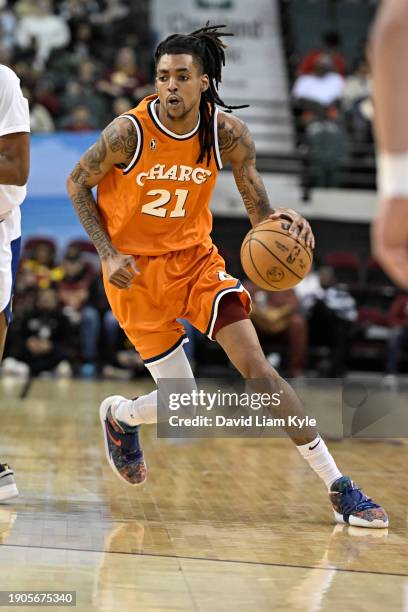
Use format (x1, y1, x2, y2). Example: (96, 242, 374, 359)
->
(0, 464, 10, 472)
(107, 412, 142, 458)
(338, 482, 380, 515)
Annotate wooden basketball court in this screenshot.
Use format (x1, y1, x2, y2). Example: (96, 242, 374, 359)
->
(0, 378, 406, 611)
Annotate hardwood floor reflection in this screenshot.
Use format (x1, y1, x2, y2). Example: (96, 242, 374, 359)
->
(0, 378, 407, 611)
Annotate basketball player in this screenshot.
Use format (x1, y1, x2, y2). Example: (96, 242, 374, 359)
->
(372, 0, 408, 289)
(67, 26, 387, 528)
(0, 64, 30, 501)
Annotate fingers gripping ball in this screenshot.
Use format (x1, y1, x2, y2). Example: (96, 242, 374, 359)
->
(240, 218, 313, 290)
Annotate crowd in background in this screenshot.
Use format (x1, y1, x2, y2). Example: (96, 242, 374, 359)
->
(0, 0, 155, 132)
(0, 2, 407, 382)
(3, 240, 146, 379)
(291, 31, 373, 189)
(3, 237, 408, 385)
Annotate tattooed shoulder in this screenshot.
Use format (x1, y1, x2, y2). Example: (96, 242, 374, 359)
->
(104, 117, 138, 164)
(82, 134, 107, 175)
(217, 113, 255, 162)
(70, 162, 91, 185)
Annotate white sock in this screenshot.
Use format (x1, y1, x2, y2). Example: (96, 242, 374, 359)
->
(296, 435, 342, 490)
(114, 391, 158, 426)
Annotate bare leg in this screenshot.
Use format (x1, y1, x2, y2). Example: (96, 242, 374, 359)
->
(215, 318, 316, 445)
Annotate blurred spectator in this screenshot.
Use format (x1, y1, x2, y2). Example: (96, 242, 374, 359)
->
(16, 0, 71, 69)
(0, 43, 12, 67)
(112, 96, 133, 118)
(293, 55, 348, 188)
(342, 58, 371, 110)
(0, 0, 154, 132)
(342, 58, 373, 146)
(21, 240, 63, 289)
(60, 105, 97, 132)
(65, 20, 98, 62)
(306, 266, 357, 377)
(102, 319, 146, 380)
(97, 46, 149, 103)
(58, 248, 99, 376)
(293, 54, 344, 122)
(33, 77, 61, 118)
(57, 0, 101, 23)
(298, 31, 346, 76)
(0, 0, 17, 51)
(90, 0, 130, 49)
(245, 283, 308, 377)
(3, 288, 71, 378)
(22, 86, 55, 133)
(90, 0, 128, 26)
(384, 294, 408, 390)
(60, 61, 108, 127)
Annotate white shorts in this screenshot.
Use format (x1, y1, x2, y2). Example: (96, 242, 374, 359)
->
(0, 207, 21, 323)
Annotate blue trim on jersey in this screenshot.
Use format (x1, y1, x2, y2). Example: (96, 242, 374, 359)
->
(4, 235, 21, 324)
(143, 334, 188, 365)
(205, 280, 242, 337)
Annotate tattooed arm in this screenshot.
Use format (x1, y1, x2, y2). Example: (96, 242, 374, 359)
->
(66, 117, 139, 289)
(218, 113, 314, 248)
(218, 113, 272, 226)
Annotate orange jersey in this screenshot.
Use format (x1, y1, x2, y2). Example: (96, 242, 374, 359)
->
(97, 95, 223, 256)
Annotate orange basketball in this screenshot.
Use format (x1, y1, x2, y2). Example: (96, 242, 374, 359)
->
(240, 218, 313, 291)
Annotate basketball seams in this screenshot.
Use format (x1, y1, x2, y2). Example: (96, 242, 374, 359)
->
(247, 240, 280, 290)
(251, 237, 303, 281)
(250, 228, 313, 263)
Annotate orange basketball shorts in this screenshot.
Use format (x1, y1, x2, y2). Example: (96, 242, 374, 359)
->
(102, 243, 251, 365)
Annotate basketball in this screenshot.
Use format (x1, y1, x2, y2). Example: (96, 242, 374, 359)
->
(240, 218, 313, 291)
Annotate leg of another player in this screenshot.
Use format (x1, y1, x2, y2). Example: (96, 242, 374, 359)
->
(0, 310, 19, 502)
(0, 311, 7, 361)
(215, 317, 388, 527)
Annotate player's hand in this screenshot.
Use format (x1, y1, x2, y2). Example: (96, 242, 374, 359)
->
(372, 197, 408, 290)
(268, 208, 315, 249)
(104, 251, 139, 289)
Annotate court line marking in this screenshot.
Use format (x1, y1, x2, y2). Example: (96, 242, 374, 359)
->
(0, 542, 405, 579)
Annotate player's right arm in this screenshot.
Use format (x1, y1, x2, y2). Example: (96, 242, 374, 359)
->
(371, 0, 408, 289)
(66, 118, 139, 289)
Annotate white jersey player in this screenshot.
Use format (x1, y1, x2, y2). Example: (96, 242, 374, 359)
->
(0, 64, 30, 501)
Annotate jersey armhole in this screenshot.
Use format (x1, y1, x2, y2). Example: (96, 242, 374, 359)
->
(118, 113, 144, 175)
(212, 107, 223, 171)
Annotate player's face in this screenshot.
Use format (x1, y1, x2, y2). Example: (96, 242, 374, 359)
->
(156, 53, 209, 121)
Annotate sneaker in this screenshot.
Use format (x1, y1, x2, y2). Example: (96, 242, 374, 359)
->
(55, 360, 72, 378)
(0, 464, 18, 502)
(1, 358, 29, 379)
(80, 363, 97, 379)
(329, 476, 388, 528)
(383, 374, 398, 392)
(99, 396, 146, 486)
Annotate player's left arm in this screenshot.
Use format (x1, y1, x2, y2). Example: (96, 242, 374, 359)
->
(0, 132, 30, 186)
(218, 113, 314, 248)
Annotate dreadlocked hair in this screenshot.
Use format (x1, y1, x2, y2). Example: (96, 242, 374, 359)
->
(155, 23, 248, 166)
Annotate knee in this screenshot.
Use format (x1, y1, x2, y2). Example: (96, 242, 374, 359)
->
(240, 352, 279, 381)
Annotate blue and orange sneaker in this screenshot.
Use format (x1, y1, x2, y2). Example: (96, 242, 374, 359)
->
(99, 396, 146, 486)
(329, 476, 388, 528)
